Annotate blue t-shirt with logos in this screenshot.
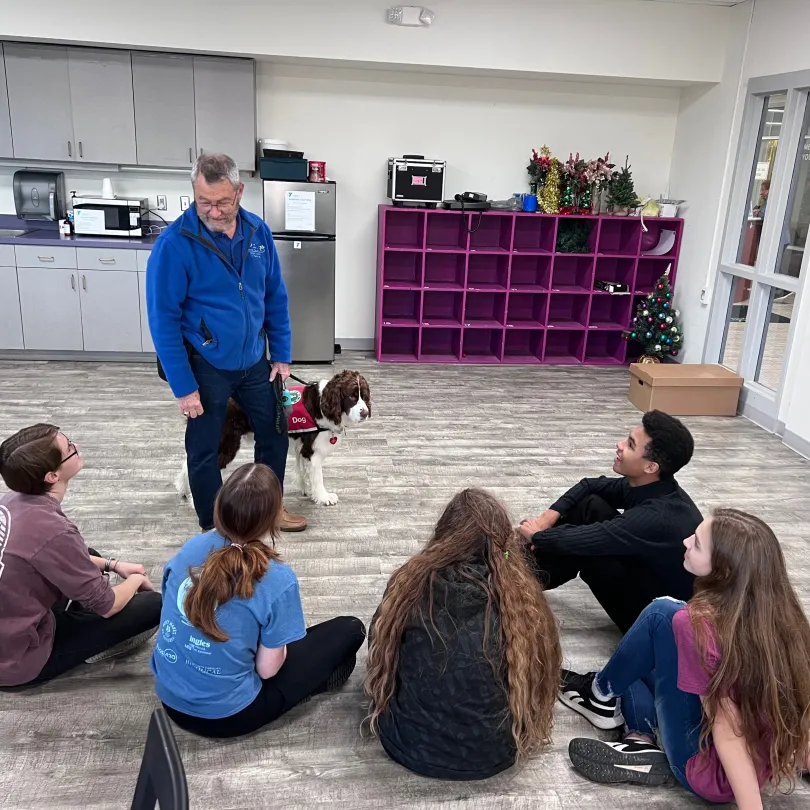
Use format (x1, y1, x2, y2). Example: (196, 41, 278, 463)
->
(150, 531, 306, 719)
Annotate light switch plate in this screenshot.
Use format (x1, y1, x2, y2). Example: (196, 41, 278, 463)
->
(156, 195, 167, 211)
(180, 196, 190, 211)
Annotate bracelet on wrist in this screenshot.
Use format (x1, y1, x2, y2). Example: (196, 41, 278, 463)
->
(103, 558, 111, 574)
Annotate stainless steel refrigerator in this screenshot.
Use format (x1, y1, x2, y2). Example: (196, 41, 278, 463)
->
(263, 180, 336, 363)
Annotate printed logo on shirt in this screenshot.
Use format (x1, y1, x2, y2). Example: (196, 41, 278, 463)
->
(162, 620, 177, 643)
(185, 635, 212, 656)
(156, 645, 178, 664)
(248, 242, 266, 259)
(185, 658, 222, 676)
(176, 577, 193, 625)
(0, 506, 9, 581)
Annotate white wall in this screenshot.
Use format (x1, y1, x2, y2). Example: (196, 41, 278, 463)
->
(0, 0, 729, 84)
(257, 63, 681, 340)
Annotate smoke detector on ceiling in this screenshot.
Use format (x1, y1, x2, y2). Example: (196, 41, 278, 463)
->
(387, 6, 435, 26)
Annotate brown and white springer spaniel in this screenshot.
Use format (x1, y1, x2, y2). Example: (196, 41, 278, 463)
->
(175, 370, 372, 507)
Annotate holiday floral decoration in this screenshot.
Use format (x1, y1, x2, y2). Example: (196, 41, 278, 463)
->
(623, 265, 682, 361)
(584, 153, 615, 216)
(560, 152, 589, 214)
(527, 145, 553, 190)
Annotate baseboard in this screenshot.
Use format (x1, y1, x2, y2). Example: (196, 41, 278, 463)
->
(336, 338, 374, 352)
(739, 397, 779, 433)
(783, 429, 810, 461)
(0, 350, 156, 363)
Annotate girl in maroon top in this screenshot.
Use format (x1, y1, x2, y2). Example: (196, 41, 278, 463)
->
(559, 508, 810, 809)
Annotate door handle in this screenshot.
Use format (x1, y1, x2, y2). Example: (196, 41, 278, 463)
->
(70, 274, 75, 290)
(49, 191, 55, 221)
(67, 141, 72, 157)
(189, 147, 193, 163)
(79, 142, 83, 158)
(82, 274, 86, 291)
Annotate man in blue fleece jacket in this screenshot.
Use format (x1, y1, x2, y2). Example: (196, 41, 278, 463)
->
(146, 153, 306, 533)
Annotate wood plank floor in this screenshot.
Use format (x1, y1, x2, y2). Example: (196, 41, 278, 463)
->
(0, 355, 808, 810)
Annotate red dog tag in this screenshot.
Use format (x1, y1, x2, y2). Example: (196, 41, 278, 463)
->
(330, 436, 338, 445)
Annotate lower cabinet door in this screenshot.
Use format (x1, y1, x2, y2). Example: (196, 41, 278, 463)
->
(18, 267, 83, 350)
(79, 269, 142, 352)
(0, 266, 24, 349)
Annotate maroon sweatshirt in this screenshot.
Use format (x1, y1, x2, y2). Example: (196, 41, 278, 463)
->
(0, 491, 114, 686)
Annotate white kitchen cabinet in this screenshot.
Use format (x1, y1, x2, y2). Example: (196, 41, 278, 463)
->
(0, 266, 24, 349)
(18, 267, 83, 351)
(78, 269, 142, 352)
(193, 56, 256, 171)
(0, 45, 14, 159)
(4, 43, 75, 162)
(68, 48, 137, 165)
(138, 270, 155, 353)
(133, 52, 196, 168)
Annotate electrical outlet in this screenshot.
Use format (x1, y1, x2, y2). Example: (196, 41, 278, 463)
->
(180, 196, 190, 211)
(156, 195, 167, 211)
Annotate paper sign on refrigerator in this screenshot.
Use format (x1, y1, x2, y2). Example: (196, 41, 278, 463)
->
(285, 191, 316, 231)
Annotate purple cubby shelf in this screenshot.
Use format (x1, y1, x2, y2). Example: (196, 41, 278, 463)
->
(551, 255, 595, 292)
(422, 290, 463, 327)
(506, 292, 548, 328)
(598, 218, 642, 256)
(585, 330, 627, 365)
(513, 215, 556, 253)
(467, 253, 509, 290)
(382, 250, 422, 288)
(464, 291, 507, 328)
(381, 289, 421, 326)
(468, 214, 513, 253)
(424, 252, 466, 289)
(375, 207, 683, 365)
(462, 328, 504, 363)
(544, 329, 586, 364)
(503, 329, 545, 364)
(420, 327, 462, 362)
(548, 293, 590, 328)
(588, 294, 632, 330)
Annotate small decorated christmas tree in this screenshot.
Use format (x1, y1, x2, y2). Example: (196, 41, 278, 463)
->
(623, 266, 683, 360)
(607, 156, 639, 215)
(538, 150, 561, 213)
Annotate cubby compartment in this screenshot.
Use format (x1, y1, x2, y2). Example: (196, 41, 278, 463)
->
(424, 252, 466, 289)
(464, 291, 507, 327)
(506, 293, 547, 328)
(467, 254, 509, 291)
(426, 213, 468, 251)
(543, 329, 586, 364)
(585, 331, 627, 365)
(379, 327, 419, 361)
(384, 210, 424, 249)
(462, 328, 504, 362)
(381, 289, 421, 326)
(640, 221, 680, 258)
(420, 327, 462, 362)
(548, 293, 590, 328)
(555, 218, 596, 254)
(598, 219, 641, 255)
(382, 250, 422, 288)
(468, 214, 512, 252)
(503, 329, 545, 364)
(513, 215, 556, 253)
(551, 256, 595, 292)
(422, 290, 463, 327)
(509, 254, 551, 291)
(588, 294, 632, 330)
(594, 256, 636, 290)
(635, 258, 675, 295)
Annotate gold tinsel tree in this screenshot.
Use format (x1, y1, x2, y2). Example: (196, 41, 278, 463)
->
(538, 147, 561, 214)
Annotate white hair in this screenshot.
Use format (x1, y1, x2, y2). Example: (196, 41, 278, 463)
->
(191, 153, 240, 190)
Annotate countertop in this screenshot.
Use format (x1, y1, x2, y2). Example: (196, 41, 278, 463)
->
(0, 215, 165, 250)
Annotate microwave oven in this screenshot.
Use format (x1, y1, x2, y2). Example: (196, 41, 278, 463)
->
(72, 197, 148, 237)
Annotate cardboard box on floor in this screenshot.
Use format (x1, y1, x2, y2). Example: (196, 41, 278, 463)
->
(628, 363, 743, 416)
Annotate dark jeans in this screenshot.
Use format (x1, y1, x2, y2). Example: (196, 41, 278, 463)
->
(186, 352, 289, 530)
(163, 616, 366, 738)
(596, 598, 700, 794)
(532, 494, 640, 633)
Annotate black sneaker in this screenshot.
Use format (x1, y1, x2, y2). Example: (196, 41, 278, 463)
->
(569, 737, 676, 787)
(558, 669, 624, 730)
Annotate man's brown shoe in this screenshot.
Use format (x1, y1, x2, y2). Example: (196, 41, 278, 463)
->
(281, 507, 307, 532)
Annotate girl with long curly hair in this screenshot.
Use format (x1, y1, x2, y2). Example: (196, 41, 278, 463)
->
(364, 487, 562, 780)
(559, 508, 810, 807)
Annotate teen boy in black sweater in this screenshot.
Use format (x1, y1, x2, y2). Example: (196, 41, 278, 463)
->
(518, 410, 701, 633)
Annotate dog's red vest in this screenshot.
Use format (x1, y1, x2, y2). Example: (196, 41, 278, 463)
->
(285, 386, 320, 435)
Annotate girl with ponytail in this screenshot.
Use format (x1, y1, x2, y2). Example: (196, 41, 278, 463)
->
(365, 487, 562, 779)
(151, 463, 365, 738)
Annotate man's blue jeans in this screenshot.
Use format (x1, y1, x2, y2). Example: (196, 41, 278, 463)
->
(595, 598, 702, 793)
(185, 352, 288, 530)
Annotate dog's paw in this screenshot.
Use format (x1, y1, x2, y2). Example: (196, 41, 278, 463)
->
(298, 478, 312, 497)
(312, 491, 339, 506)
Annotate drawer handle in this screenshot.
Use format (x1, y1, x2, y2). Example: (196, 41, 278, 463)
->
(38, 256, 55, 262)
(70, 274, 75, 290)
(82, 274, 87, 291)
(67, 141, 72, 158)
(79, 141, 83, 159)
(98, 258, 116, 263)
